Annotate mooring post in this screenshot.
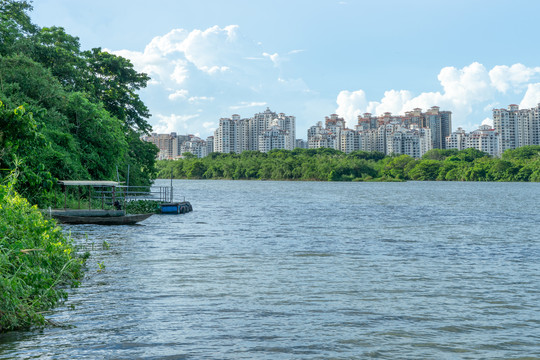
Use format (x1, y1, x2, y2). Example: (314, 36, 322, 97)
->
(170, 168, 173, 202)
(63, 184, 67, 210)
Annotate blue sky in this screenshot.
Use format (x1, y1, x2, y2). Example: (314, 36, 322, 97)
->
(32, 0, 540, 139)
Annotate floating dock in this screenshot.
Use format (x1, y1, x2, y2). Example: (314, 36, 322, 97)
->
(160, 201, 193, 214)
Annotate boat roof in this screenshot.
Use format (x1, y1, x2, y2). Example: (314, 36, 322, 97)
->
(58, 180, 120, 186)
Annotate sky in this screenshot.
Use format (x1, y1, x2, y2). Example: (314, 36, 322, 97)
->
(31, 0, 540, 139)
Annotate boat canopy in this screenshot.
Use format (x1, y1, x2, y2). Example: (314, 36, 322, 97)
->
(58, 180, 120, 187)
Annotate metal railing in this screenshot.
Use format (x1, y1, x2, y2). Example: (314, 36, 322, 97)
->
(93, 185, 178, 205)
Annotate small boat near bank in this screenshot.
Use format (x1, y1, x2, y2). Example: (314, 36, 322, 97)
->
(45, 180, 154, 225)
(46, 209, 153, 225)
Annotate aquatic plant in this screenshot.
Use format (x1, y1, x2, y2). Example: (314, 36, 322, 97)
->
(124, 199, 161, 214)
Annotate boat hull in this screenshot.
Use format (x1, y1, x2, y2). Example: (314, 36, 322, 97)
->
(52, 213, 153, 225)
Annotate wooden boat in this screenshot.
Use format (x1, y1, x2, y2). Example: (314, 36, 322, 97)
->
(52, 212, 153, 225)
(45, 180, 154, 225)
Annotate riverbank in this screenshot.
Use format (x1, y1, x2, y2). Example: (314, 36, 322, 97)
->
(0, 182, 86, 332)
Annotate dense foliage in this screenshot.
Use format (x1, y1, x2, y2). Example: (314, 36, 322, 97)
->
(156, 146, 540, 182)
(0, 177, 86, 331)
(0, 0, 158, 206)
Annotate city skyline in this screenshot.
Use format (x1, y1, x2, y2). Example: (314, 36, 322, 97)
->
(32, 0, 540, 138)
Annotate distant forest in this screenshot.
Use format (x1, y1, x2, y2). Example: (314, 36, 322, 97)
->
(157, 146, 540, 182)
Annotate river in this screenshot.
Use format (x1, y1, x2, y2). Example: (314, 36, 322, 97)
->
(1, 180, 539, 359)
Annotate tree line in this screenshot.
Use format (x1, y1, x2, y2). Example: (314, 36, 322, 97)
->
(156, 146, 540, 182)
(0, 0, 158, 206)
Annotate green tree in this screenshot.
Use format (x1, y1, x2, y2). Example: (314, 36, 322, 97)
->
(0, 0, 36, 56)
(83, 48, 151, 134)
(31, 26, 85, 90)
(408, 160, 441, 180)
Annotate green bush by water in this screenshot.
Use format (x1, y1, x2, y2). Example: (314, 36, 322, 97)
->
(0, 181, 86, 332)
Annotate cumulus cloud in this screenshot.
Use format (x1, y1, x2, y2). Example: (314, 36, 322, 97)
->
(335, 90, 368, 121)
(110, 24, 315, 136)
(230, 101, 268, 110)
(153, 113, 199, 133)
(489, 64, 540, 93)
(336, 62, 540, 131)
(519, 83, 540, 108)
(481, 117, 494, 127)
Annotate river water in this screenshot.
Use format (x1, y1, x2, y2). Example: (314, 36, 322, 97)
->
(1, 180, 539, 359)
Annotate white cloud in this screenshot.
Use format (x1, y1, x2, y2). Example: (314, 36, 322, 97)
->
(483, 102, 500, 112)
(110, 24, 259, 89)
(170, 60, 189, 84)
(188, 96, 214, 104)
(179, 25, 244, 74)
(202, 122, 216, 132)
(520, 83, 540, 108)
(335, 90, 368, 121)
(153, 113, 199, 133)
(168, 89, 188, 101)
(481, 117, 493, 127)
(367, 89, 414, 115)
(230, 101, 268, 110)
(111, 25, 312, 136)
(335, 62, 540, 131)
(489, 64, 540, 93)
(263, 52, 280, 66)
(288, 49, 305, 55)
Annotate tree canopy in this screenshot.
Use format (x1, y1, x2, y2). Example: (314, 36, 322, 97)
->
(156, 146, 540, 183)
(0, 0, 158, 205)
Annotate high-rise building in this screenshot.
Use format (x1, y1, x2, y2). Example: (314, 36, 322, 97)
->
(493, 103, 540, 153)
(424, 106, 452, 149)
(446, 125, 501, 157)
(258, 124, 290, 152)
(387, 126, 432, 158)
(180, 136, 208, 158)
(213, 108, 296, 154)
(205, 136, 214, 155)
(446, 127, 467, 151)
(308, 108, 449, 157)
(142, 132, 189, 159)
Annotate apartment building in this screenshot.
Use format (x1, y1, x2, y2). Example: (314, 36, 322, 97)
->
(446, 125, 501, 157)
(493, 103, 540, 153)
(142, 132, 190, 160)
(213, 108, 296, 153)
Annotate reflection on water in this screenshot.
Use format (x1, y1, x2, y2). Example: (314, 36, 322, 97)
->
(1, 180, 539, 359)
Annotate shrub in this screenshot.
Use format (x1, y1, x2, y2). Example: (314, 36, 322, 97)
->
(0, 181, 85, 332)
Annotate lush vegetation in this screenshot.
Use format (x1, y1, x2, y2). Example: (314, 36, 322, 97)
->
(0, 175, 87, 332)
(156, 146, 540, 182)
(0, 1, 159, 331)
(0, 0, 158, 207)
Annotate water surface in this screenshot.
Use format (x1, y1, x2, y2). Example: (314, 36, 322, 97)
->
(1, 180, 539, 359)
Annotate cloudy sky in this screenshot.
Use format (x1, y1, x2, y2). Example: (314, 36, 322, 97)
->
(32, 0, 540, 139)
